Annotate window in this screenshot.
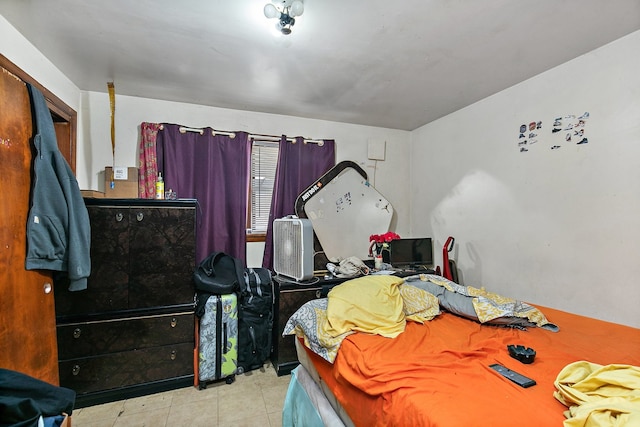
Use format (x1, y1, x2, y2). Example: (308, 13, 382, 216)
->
(248, 140, 279, 235)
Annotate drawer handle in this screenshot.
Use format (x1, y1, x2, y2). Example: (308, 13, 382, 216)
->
(136, 212, 144, 222)
(72, 365, 80, 376)
(73, 328, 82, 339)
(170, 350, 177, 360)
(170, 317, 177, 328)
(115, 212, 124, 222)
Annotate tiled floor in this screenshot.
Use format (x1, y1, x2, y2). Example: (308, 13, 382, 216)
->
(71, 363, 291, 427)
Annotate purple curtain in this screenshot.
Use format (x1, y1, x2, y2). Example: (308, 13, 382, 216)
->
(262, 136, 335, 269)
(156, 124, 250, 264)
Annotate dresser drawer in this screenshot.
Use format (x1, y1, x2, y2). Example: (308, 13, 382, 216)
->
(58, 342, 193, 394)
(57, 312, 194, 360)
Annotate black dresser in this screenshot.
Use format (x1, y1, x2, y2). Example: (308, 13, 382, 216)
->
(54, 198, 197, 407)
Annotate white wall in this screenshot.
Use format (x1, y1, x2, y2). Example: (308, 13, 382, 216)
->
(410, 31, 640, 328)
(0, 15, 80, 111)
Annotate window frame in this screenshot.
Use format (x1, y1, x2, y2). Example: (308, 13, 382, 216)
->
(246, 139, 279, 241)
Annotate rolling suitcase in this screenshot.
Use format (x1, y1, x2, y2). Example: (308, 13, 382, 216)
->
(196, 293, 238, 389)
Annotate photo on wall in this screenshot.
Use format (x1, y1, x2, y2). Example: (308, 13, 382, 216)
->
(517, 112, 590, 153)
(550, 112, 590, 150)
(517, 120, 542, 153)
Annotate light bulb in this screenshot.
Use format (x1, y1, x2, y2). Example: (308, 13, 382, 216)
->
(290, 0, 304, 17)
(264, 3, 279, 19)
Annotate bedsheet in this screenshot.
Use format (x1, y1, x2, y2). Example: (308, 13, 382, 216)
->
(282, 365, 346, 427)
(299, 306, 640, 427)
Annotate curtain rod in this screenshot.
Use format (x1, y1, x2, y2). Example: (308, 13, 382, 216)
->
(249, 134, 325, 146)
(160, 125, 324, 146)
(178, 126, 236, 138)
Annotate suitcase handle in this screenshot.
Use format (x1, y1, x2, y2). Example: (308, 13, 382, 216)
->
(223, 322, 228, 353)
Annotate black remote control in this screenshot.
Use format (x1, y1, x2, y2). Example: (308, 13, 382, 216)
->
(489, 363, 536, 388)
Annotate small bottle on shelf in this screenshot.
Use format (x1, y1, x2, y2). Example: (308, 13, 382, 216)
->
(155, 172, 165, 200)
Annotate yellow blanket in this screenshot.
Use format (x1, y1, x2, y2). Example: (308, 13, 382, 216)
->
(554, 361, 640, 427)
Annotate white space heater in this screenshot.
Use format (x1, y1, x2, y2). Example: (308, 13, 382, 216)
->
(273, 216, 314, 281)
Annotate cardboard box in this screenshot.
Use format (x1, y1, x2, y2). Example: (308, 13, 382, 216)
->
(81, 190, 105, 198)
(104, 167, 139, 198)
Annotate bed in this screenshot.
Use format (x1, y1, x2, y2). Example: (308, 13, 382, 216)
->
(281, 274, 640, 426)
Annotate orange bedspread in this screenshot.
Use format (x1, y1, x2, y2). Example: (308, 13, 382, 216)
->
(302, 306, 640, 427)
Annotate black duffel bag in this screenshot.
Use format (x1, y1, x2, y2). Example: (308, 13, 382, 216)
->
(237, 267, 274, 373)
(193, 251, 244, 295)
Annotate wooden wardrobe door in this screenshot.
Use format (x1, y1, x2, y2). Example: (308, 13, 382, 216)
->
(0, 67, 60, 385)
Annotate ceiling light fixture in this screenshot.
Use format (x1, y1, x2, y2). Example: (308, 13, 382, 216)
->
(264, 0, 304, 35)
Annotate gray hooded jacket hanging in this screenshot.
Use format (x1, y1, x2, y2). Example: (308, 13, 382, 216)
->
(25, 83, 91, 291)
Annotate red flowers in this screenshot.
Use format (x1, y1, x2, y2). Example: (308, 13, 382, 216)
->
(368, 232, 400, 258)
(369, 232, 400, 243)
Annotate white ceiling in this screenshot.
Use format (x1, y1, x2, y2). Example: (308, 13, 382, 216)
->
(2, 0, 639, 130)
